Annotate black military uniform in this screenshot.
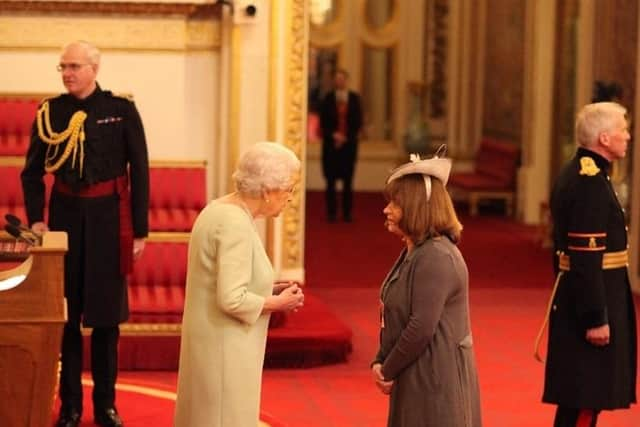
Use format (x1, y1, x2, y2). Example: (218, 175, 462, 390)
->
(319, 89, 362, 222)
(543, 147, 637, 419)
(21, 85, 149, 423)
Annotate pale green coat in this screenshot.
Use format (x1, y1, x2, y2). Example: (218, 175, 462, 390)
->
(174, 201, 274, 427)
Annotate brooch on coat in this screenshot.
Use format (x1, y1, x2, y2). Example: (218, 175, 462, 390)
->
(579, 157, 600, 176)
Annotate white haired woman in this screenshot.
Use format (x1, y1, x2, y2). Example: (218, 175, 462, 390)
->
(174, 142, 305, 427)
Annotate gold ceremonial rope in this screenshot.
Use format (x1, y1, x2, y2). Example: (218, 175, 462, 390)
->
(534, 272, 563, 363)
(36, 101, 87, 176)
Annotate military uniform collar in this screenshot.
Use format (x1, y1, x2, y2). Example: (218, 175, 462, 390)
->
(576, 147, 610, 174)
(66, 83, 102, 107)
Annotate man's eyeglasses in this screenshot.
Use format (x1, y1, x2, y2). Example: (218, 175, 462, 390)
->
(56, 63, 90, 72)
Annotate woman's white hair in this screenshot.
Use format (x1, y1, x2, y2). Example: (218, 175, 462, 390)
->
(233, 142, 301, 196)
(575, 102, 627, 148)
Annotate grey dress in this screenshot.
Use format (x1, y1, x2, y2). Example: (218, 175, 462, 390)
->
(373, 236, 481, 427)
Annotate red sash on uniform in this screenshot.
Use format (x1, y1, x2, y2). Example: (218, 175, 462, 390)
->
(53, 174, 133, 275)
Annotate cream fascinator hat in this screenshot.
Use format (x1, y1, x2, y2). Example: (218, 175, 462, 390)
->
(386, 145, 452, 201)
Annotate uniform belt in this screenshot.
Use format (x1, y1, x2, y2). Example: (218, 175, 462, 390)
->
(53, 175, 127, 197)
(535, 248, 630, 363)
(558, 250, 628, 271)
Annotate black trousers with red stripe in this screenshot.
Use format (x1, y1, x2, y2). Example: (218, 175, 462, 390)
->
(554, 406, 599, 427)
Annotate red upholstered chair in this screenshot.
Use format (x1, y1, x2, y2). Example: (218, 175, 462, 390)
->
(0, 97, 41, 156)
(83, 233, 190, 370)
(148, 161, 207, 231)
(0, 160, 52, 226)
(127, 234, 189, 324)
(0, 95, 51, 227)
(0, 164, 27, 223)
(448, 138, 520, 216)
(81, 159, 207, 370)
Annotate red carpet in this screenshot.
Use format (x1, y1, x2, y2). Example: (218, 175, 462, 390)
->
(265, 293, 352, 368)
(259, 191, 639, 426)
(305, 191, 400, 288)
(52, 380, 286, 427)
(79, 291, 353, 370)
(304, 190, 554, 289)
(43, 191, 640, 426)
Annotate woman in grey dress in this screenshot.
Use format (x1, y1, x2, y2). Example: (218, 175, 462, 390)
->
(371, 154, 482, 427)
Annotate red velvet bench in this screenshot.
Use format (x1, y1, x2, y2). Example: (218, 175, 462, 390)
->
(0, 158, 53, 225)
(0, 95, 48, 223)
(148, 161, 207, 232)
(448, 138, 520, 216)
(110, 233, 190, 370)
(85, 161, 208, 370)
(0, 96, 41, 157)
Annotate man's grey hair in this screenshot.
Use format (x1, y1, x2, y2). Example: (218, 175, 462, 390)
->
(233, 142, 301, 197)
(575, 102, 627, 148)
(63, 40, 101, 66)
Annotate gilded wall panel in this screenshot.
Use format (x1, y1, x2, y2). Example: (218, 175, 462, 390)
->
(592, 0, 638, 214)
(593, 0, 637, 110)
(550, 0, 579, 179)
(481, 0, 525, 142)
(0, 1, 221, 52)
(282, 0, 306, 269)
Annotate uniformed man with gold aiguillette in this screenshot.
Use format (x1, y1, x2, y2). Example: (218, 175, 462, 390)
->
(21, 41, 149, 427)
(539, 102, 637, 426)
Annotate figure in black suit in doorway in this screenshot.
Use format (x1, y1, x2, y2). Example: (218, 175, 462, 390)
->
(319, 69, 362, 222)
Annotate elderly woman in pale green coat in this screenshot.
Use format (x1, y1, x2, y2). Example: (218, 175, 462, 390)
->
(174, 142, 305, 427)
(372, 155, 482, 427)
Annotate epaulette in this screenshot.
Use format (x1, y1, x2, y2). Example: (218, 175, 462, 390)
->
(39, 94, 63, 106)
(108, 92, 135, 103)
(579, 157, 600, 176)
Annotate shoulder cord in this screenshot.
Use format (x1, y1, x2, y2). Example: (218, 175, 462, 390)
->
(36, 101, 87, 177)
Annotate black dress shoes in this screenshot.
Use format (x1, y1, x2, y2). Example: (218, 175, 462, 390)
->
(94, 407, 124, 427)
(55, 409, 81, 427)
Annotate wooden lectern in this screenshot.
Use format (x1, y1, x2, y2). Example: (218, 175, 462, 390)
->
(0, 231, 67, 427)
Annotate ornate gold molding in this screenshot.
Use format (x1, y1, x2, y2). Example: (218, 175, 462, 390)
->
(0, 2, 221, 51)
(0, 1, 221, 17)
(186, 18, 220, 50)
(227, 24, 242, 192)
(149, 159, 207, 168)
(82, 323, 181, 336)
(358, 0, 400, 46)
(280, 0, 306, 269)
(0, 156, 25, 167)
(146, 232, 191, 243)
